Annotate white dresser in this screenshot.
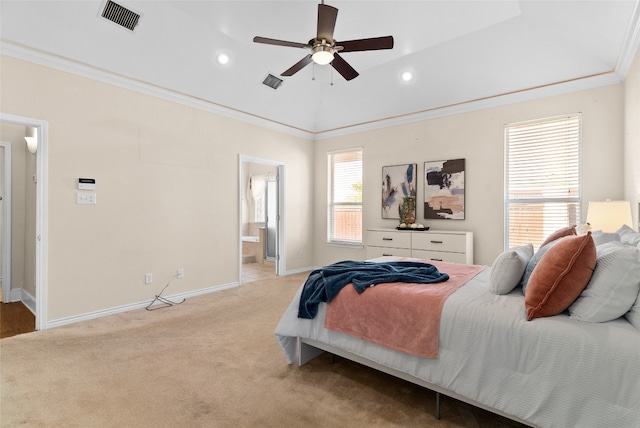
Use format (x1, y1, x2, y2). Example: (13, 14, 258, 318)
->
(366, 228, 474, 264)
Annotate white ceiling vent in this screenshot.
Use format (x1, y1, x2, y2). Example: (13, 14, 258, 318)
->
(262, 74, 283, 90)
(101, 1, 140, 31)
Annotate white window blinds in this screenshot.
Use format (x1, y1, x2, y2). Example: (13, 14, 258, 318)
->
(505, 114, 581, 250)
(327, 149, 363, 245)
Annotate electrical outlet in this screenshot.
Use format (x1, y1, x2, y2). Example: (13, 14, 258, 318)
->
(145, 273, 152, 284)
(177, 268, 184, 279)
(299, 250, 304, 258)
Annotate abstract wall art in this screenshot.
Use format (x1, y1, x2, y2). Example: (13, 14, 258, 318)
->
(382, 163, 417, 219)
(424, 159, 465, 220)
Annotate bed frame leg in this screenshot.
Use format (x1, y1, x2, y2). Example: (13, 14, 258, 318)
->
(435, 392, 441, 420)
(298, 340, 325, 366)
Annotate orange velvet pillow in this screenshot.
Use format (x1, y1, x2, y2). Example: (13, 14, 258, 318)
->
(539, 225, 576, 248)
(525, 232, 596, 321)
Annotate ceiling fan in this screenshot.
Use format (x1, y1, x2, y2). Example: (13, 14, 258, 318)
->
(253, 1, 394, 81)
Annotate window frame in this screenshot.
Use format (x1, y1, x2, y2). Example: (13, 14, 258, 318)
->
(504, 114, 582, 251)
(327, 147, 363, 247)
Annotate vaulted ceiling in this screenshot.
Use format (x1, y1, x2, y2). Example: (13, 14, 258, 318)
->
(1, 1, 639, 138)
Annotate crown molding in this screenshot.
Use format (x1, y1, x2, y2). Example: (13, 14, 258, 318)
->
(616, 0, 640, 77)
(2, 37, 636, 142)
(312, 71, 624, 140)
(0, 41, 314, 140)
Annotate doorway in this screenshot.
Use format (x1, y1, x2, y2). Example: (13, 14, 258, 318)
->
(0, 142, 12, 303)
(238, 155, 285, 284)
(0, 114, 47, 331)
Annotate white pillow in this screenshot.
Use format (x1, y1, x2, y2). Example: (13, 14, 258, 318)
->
(591, 230, 620, 246)
(569, 242, 640, 322)
(489, 244, 534, 295)
(625, 294, 640, 330)
(617, 225, 640, 246)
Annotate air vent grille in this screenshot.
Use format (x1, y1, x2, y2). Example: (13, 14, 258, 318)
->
(101, 1, 140, 31)
(262, 74, 284, 90)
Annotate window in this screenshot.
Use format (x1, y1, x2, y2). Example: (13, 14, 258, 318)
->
(505, 114, 581, 250)
(327, 148, 363, 245)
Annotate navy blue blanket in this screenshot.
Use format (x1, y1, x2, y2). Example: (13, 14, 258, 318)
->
(298, 260, 449, 319)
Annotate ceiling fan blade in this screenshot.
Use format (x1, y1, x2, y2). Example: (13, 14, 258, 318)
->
(331, 53, 359, 81)
(281, 55, 313, 77)
(317, 3, 338, 41)
(253, 36, 310, 49)
(338, 36, 394, 52)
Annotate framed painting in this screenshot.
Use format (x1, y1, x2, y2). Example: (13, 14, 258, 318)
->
(424, 159, 465, 220)
(382, 163, 417, 219)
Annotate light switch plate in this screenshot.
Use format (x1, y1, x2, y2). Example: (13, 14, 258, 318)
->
(77, 192, 96, 205)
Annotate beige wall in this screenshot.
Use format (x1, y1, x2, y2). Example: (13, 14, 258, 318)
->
(1, 56, 314, 322)
(624, 48, 640, 229)
(314, 84, 625, 267)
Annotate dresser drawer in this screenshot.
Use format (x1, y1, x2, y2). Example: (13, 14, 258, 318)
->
(366, 230, 411, 249)
(366, 246, 412, 259)
(411, 249, 468, 264)
(412, 233, 467, 253)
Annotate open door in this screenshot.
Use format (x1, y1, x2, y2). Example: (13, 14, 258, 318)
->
(238, 155, 284, 284)
(265, 178, 278, 260)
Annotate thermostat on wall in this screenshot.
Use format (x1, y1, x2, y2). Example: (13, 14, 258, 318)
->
(78, 178, 96, 190)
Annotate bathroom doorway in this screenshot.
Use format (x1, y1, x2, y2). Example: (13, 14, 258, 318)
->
(0, 113, 47, 331)
(238, 155, 284, 284)
(0, 142, 11, 303)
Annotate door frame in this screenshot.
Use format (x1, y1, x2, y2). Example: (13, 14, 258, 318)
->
(238, 154, 285, 284)
(264, 178, 278, 260)
(1, 142, 12, 302)
(0, 113, 48, 330)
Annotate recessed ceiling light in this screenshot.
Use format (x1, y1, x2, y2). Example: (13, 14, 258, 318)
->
(216, 53, 230, 65)
(401, 71, 413, 82)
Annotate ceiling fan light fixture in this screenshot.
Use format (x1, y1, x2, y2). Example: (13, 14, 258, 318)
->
(311, 45, 334, 65)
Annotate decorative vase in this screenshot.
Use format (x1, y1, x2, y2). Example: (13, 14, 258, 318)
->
(401, 197, 416, 225)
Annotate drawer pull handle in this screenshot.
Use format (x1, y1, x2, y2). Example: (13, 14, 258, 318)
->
(431, 240, 443, 244)
(382, 238, 393, 241)
(382, 253, 393, 256)
(431, 258, 443, 261)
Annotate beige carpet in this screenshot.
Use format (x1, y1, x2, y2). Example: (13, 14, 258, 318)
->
(1, 272, 526, 428)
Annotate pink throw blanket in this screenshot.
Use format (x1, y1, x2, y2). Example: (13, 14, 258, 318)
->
(324, 259, 485, 358)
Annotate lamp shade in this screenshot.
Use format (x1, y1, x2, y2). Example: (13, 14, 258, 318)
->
(586, 200, 632, 233)
(24, 126, 37, 154)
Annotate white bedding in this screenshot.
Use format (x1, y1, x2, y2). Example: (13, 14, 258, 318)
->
(275, 262, 640, 428)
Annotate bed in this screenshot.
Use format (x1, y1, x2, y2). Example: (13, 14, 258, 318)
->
(274, 227, 640, 428)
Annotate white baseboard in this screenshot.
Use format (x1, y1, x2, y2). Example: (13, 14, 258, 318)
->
(45, 281, 240, 329)
(282, 266, 315, 276)
(21, 289, 36, 315)
(9, 287, 22, 303)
